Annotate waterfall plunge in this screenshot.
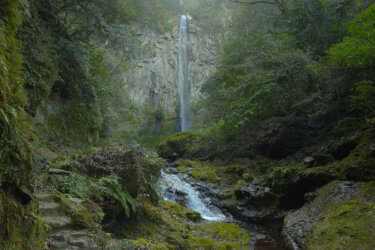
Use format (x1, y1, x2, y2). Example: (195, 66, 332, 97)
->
(178, 15, 191, 132)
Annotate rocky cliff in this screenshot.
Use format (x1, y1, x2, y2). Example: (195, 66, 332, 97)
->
(119, 19, 219, 116)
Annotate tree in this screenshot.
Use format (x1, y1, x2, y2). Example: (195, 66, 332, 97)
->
(231, 0, 288, 14)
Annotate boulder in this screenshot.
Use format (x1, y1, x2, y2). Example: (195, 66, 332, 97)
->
(235, 180, 279, 209)
(78, 147, 162, 198)
(165, 187, 188, 206)
(157, 132, 195, 160)
(282, 181, 375, 250)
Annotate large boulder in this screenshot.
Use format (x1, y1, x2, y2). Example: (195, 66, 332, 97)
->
(157, 132, 196, 160)
(282, 181, 375, 250)
(78, 147, 162, 198)
(235, 177, 279, 209)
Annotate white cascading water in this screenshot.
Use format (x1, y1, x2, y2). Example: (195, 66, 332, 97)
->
(178, 15, 192, 132)
(159, 170, 226, 221)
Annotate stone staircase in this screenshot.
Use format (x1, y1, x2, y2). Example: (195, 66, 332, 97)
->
(36, 193, 102, 250)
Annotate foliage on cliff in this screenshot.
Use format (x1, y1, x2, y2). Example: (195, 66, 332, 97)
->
(0, 0, 31, 187)
(198, 1, 375, 158)
(0, 1, 47, 248)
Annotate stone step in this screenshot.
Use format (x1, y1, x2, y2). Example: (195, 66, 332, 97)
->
(42, 215, 72, 229)
(49, 231, 89, 241)
(39, 201, 60, 210)
(47, 241, 71, 249)
(35, 193, 55, 202)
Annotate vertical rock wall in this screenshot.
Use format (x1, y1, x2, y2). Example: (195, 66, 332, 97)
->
(120, 20, 218, 117)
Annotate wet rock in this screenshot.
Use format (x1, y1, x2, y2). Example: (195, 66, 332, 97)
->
(303, 156, 314, 166)
(235, 181, 279, 209)
(165, 167, 179, 174)
(166, 187, 188, 206)
(311, 154, 334, 166)
(226, 202, 285, 223)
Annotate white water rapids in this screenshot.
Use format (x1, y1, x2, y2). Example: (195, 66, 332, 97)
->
(159, 170, 226, 221)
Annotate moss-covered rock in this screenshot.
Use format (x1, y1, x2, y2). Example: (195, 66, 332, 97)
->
(77, 146, 163, 198)
(185, 211, 202, 222)
(157, 132, 196, 160)
(53, 194, 96, 229)
(191, 166, 221, 183)
(283, 181, 375, 250)
(306, 199, 375, 250)
(117, 201, 254, 249)
(0, 191, 46, 250)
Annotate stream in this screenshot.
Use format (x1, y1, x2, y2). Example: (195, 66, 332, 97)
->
(159, 168, 289, 250)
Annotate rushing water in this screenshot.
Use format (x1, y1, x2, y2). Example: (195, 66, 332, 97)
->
(159, 169, 289, 249)
(177, 15, 192, 132)
(159, 170, 226, 221)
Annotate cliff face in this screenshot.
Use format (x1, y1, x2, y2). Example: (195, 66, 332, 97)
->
(120, 19, 219, 116)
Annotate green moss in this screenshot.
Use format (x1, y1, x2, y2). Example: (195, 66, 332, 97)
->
(0, 0, 32, 186)
(307, 199, 375, 250)
(131, 238, 170, 250)
(157, 132, 196, 159)
(359, 181, 375, 196)
(119, 200, 254, 249)
(269, 166, 302, 189)
(0, 191, 46, 250)
(185, 211, 202, 222)
(187, 222, 253, 249)
(54, 194, 95, 229)
(191, 166, 221, 183)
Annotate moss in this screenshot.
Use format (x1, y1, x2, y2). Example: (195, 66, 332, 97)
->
(0, 191, 46, 250)
(54, 194, 95, 229)
(157, 132, 196, 159)
(266, 165, 307, 192)
(359, 181, 375, 197)
(242, 173, 254, 182)
(186, 222, 253, 249)
(177, 166, 190, 173)
(185, 211, 202, 222)
(191, 166, 221, 183)
(119, 200, 254, 249)
(0, 0, 32, 186)
(131, 238, 170, 250)
(306, 199, 375, 250)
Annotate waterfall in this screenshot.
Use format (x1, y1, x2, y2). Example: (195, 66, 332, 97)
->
(177, 15, 191, 132)
(159, 170, 226, 221)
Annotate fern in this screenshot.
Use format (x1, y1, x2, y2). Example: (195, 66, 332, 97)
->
(90, 175, 138, 218)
